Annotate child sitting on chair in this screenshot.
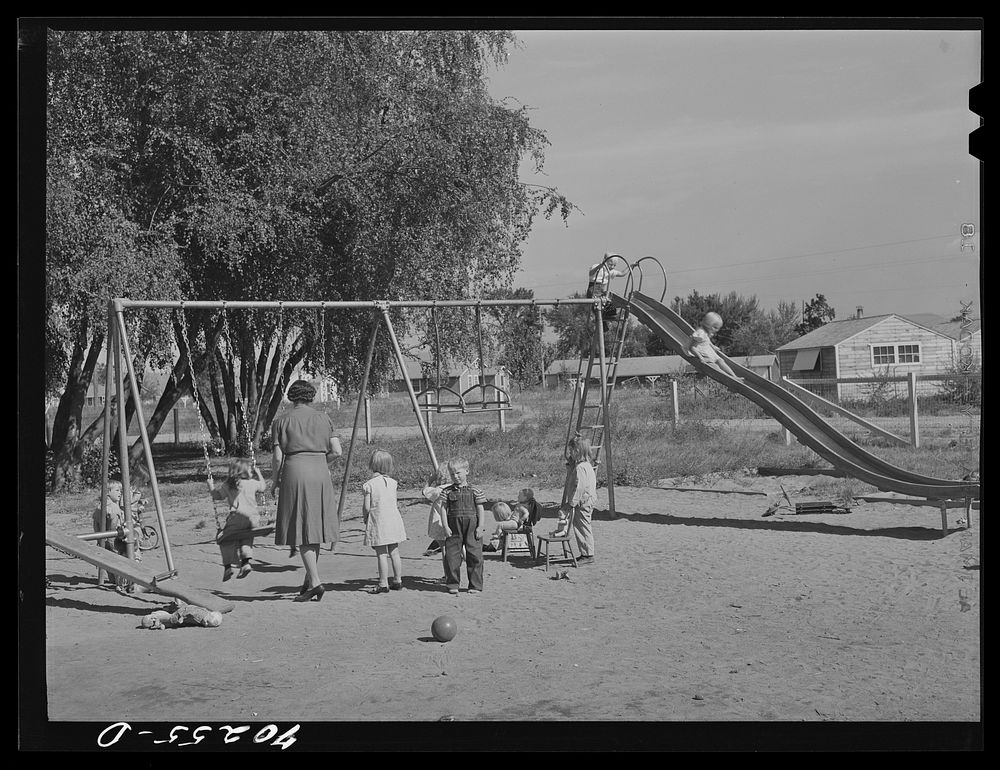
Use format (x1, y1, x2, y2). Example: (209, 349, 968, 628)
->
(483, 501, 525, 552)
(687, 311, 741, 380)
(208, 457, 268, 581)
(484, 489, 539, 551)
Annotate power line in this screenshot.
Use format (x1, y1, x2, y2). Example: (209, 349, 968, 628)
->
(521, 232, 962, 293)
(664, 233, 958, 276)
(686, 252, 977, 291)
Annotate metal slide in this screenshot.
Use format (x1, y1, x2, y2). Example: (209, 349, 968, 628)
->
(615, 292, 980, 501)
(46, 526, 236, 614)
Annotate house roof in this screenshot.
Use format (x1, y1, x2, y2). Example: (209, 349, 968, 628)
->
(546, 355, 693, 378)
(776, 315, 891, 351)
(775, 311, 979, 352)
(546, 353, 778, 378)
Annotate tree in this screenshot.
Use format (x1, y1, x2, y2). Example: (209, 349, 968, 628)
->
(729, 300, 800, 356)
(545, 294, 596, 361)
(669, 290, 761, 356)
(45, 30, 576, 489)
(795, 293, 836, 336)
(482, 287, 547, 389)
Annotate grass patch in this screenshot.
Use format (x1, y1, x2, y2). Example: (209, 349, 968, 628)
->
(49, 386, 978, 522)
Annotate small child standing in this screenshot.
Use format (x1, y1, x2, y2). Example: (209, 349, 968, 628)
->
(562, 435, 598, 565)
(362, 450, 407, 594)
(209, 458, 267, 581)
(93, 480, 127, 553)
(440, 457, 487, 595)
(93, 480, 128, 585)
(687, 311, 740, 379)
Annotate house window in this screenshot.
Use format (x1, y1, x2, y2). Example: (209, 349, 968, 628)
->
(872, 345, 895, 365)
(871, 343, 921, 367)
(897, 344, 920, 364)
(792, 348, 821, 371)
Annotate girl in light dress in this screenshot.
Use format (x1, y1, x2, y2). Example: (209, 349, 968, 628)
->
(362, 450, 407, 594)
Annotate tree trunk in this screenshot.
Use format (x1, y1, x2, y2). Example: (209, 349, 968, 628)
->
(51, 322, 102, 453)
(119, 313, 225, 466)
(262, 335, 308, 439)
(49, 324, 105, 491)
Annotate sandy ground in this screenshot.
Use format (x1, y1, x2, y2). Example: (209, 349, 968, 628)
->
(37, 472, 981, 747)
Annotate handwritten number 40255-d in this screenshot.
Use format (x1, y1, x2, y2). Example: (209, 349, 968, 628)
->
(97, 722, 300, 750)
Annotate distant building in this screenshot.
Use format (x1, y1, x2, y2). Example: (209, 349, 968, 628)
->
(544, 355, 693, 388)
(776, 310, 982, 400)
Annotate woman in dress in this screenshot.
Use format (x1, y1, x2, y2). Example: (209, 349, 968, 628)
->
(271, 379, 342, 602)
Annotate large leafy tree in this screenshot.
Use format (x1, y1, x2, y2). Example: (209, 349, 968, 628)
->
(45, 30, 574, 489)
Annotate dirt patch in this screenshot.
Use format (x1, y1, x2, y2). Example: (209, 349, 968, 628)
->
(37, 469, 981, 748)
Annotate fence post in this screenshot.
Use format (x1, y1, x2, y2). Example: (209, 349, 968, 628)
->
(784, 428, 792, 446)
(173, 407, 180, 445)
(496, 385, 506, 433)
(364, 396, 373, 444)
(908, 371, 920, 448)
(670, 379, 679, 428)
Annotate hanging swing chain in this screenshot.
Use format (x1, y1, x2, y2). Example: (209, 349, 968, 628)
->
(475, 302, 486, 386)
(432, 304, 443, 388)
(317, 302, 326, 375)
(177, 305, 218, 518)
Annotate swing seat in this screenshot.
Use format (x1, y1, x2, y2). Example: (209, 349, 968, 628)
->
(459, 384, 512, 412)
(414, 386, 468, 414)
(216, 525, 274, 544)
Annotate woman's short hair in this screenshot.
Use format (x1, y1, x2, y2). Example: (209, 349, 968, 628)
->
(286, 379, 316, 403)
(369, 449, 394, 476)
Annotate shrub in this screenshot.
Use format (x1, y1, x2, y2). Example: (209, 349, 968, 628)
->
(78, 443, 121, 488)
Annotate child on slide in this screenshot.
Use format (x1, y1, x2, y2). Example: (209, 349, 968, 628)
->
(687, 311, 742, 380)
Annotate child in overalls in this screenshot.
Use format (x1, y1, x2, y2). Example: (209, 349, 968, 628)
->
(440, 457, 487, 595)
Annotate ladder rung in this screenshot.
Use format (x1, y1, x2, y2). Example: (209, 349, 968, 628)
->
(588, 424, 605, 430)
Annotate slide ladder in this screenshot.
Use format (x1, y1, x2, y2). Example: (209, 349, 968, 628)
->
(564, 300, 631, 483)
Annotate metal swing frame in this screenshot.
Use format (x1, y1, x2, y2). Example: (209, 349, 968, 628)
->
(91, 295, 616, 585)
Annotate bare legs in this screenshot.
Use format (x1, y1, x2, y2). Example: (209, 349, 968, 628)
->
(374, 543, 402, 588)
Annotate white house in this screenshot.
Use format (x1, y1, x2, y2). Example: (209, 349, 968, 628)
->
(776, 309, 982, 401)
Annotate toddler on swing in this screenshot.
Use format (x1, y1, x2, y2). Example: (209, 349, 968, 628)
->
(208, 457, 268, 581)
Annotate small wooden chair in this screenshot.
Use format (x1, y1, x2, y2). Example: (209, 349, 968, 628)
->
(500, 522, 536, 562)
(501, 497, 543, 562)
(534, 507, 578, 571)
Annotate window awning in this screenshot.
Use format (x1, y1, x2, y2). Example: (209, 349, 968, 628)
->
(792, 348, 821, 371)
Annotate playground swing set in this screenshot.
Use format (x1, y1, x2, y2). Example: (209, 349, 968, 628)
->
(45, 268, 641, 614)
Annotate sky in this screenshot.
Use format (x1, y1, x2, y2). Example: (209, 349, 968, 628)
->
(485, 26, 982, 320)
